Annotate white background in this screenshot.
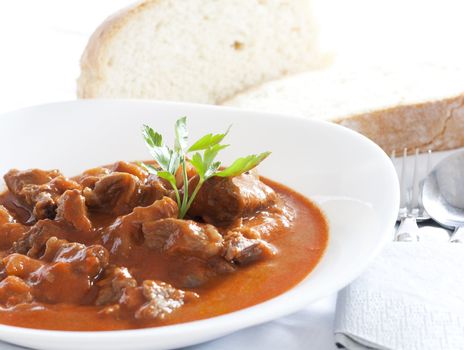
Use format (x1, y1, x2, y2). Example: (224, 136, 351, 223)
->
(1, 0, 464, 113)
(0, 0, 462, 349)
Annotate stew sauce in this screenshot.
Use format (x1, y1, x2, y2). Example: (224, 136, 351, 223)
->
(0, 162, 328, 331)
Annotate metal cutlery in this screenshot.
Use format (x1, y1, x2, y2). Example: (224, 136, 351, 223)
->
(392, 148, 431, 242)
(422, 149, 464, 243)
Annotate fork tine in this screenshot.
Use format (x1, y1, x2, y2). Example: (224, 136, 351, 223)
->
(418, 149, 432, 217)
(426, 149, 432, 174)
(410, 149, 420, 212)
(399, 148, 407, 209)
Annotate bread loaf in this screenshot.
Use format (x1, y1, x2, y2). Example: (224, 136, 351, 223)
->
(224, 63, 464, 153)
(77, 0, 326, 104)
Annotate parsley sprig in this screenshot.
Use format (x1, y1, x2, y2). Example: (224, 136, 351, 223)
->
(141, 117, 270, 219)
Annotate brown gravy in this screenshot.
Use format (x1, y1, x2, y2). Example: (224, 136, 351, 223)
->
(0, 166, 328, 331)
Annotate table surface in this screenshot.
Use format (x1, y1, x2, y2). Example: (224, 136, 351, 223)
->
(1, 1, 462, 348)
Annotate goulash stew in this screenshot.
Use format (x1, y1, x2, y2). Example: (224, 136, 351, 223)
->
(0, 119, 328, 331)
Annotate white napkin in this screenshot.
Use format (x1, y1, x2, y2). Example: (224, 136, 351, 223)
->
(334, 242, 464, 350)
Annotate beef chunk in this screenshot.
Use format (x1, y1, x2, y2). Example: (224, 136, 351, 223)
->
(30, 237, 109, 304)
(143, 218, 223, 260)
(0, 206, 27, 250)
(56, 190, 92, 232)
(95, 266, 137, 306)
(111, 161, 148, 181)
(4, 169, 61, 193)
(82, 171, 167, 216)
(0, 205, 14, 225)
(223, 232, 276, 265)
(134, 280, 198, 320)
(119, 197, 179, 227)
(3, 237, 109, 305)
(48, 176, 82, 193)
(83, 172, 141, 215)
(0, 224, 27, 251)
(3, 169, 81, 221)
(188, 172, 277, 226)
(0, 276, 33, 306)
(103, 197, 178, 256)
(12, 220, 68, 257)
(1, 253, 43, 279)
(76, 167, 111, 189)
(97, 269, 198, 321)
(142, 174, 172, 205)
(77, 162, 170, 208)
(232, 205, 295, 240)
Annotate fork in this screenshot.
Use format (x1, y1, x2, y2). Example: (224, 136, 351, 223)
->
(392, 148, 431, 242)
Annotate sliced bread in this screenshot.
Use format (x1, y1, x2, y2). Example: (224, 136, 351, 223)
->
(223, 63, 464, 153)
(77, 0, 326, 104)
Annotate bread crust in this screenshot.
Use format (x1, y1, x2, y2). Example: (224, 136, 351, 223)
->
(77, 0, 158, 98)
(336, 94, 464, 154)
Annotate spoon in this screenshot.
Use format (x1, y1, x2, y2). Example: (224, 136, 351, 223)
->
(422, 149, 464, 243)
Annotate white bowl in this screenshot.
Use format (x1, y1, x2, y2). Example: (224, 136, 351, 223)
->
(0, 100, 399, 350)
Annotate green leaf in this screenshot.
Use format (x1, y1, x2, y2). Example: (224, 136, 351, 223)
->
(139, 162, 158, 174)
(190, 152, 206, 180)
(204, 144, 228, 170)
(188, 125, 231, 152)
(205, 161, 221, 178)
(156, 171, 177, 188)
(142, 118, 270, 220)
(174, 117, 188, 152)
(215, 151, 271, 178)
(166, 148, 181, 174)
(142, 125, 163, 147)
(147, 145, 172, 172)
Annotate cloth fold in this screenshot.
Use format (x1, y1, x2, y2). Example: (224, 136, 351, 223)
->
(334, 242, 464, 350)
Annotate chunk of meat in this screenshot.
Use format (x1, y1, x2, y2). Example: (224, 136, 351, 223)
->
(2, 237, 109, 304)
(29, 238, 109, 304)
(143, 218, 223, 260)
(119, 197, 179, 227)
(96, 266, 199, 321)
(76, 167, 111, 189)
(0, 206, 27, 250)
(0, 224, 27, 251)
(0, 276, 32, 307)
(77, 165, 167, 206)
(83, 172, 152, 216)
(56, 190, 92, 232)
(230, 204, 295, 240)
(134, 280, 198, 320)
(142, 174, 172, 205)
(102, 197, 178, 256)
(188, 172, 277, 226)
(222, 232, 277, 265)
(111, 161, 148, 181)
(3, 169, 81, 221)
(12, 220, 69, 257)
(83, 172, 166, 215)
(4, 169, 61, 193)
(95, 266, 137, 306)
(1, 253, 43, 279)
(0, 205, 14, 225)
(49, 176, 82, 194)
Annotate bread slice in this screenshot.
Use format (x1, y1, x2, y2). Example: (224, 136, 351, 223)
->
(223, 63, 464, 153)
(77, 0, 326, 104)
